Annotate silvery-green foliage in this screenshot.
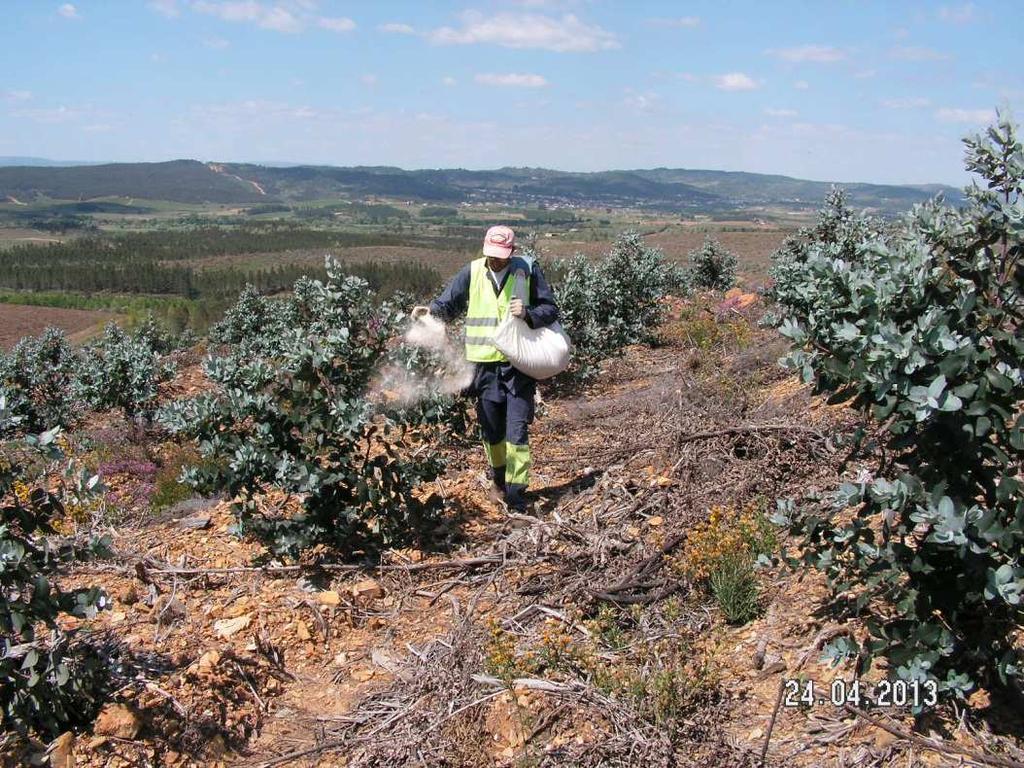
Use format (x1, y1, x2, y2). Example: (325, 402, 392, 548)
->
(770, 114, 1024, 698)
(159, 256, 446, 559)
(0, 327, 80, 434)
(553, 231, 685, 380)
(687, 235, 738, 291)
(552, 254, 609, 380)
(74, 322, 175, 424)
(131, 313, 189, 354)
(208, 283, 299, 358)
(0, 397, 110, 735)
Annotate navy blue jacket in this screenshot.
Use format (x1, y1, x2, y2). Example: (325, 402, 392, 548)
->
(430, 256, 560, 400)
(429, 256, 559, 330)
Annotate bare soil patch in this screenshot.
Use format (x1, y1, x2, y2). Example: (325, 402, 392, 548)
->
(0, 303, 117, 349)
(0, 227, 63, 248)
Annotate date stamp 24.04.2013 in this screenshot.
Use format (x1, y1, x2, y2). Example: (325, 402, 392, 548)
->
(782, 678, 939, 710)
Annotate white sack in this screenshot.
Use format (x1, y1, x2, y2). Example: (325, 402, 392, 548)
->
(491, 316, 572, 380)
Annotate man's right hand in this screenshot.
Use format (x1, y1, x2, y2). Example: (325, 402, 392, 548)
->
(411, 305, 431, 320)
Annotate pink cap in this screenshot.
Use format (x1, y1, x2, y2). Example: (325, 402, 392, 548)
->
(482, 225, 516, 259)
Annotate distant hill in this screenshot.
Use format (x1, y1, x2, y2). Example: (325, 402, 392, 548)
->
(0, 159, 964, 212)
(629, 168, 963, 210)
(0, 156, 100, 167)
(0, 160, 265, 205)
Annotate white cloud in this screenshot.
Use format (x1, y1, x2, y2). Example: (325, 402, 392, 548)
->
(148, 0, 180, 18)
(882, 97, 931, 109)
(193, 1, 260, 24)
(3, 90, 33, 103)
(203, 36, 231, 49)
(647, 16, 700, 28)
(474, 72, 548, 88)
(671, 72, 761, 91)
(764, 107, 798, 118)
(853, 69, 877, 79)
(891, 46, 950, 62)
(360, 74, 378, 87)
(509, 0, 584, 7)
(192, 2, 302, 33)
(767, 45, 845, 63)
(793, 80, 810, 90)
(712, 73, 759, 91)
(938, 3, 976, 24)
(11, 105, 86, 123)
(319, 17, 356, 33)
(57, 3, 80, 19)
(259, 6, 301, 33)
(442, 76, 457, 87)
(623, 90, 660, 111)
(379, 22, 415, 34)
(935, 107, 995, 123)
(190, 99, 322, 123)
(429, 11, 618, 52)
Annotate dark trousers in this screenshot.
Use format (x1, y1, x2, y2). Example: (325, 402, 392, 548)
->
(477, 391, 533, 508)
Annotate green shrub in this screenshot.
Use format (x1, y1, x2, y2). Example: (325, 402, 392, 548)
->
(709, 554, 760, 624)
(207, 283, 298, 356)
(552, 231, 687, 380)
(769, 113, 1024, 698)
(74, 322, 175, 425)
(159, 257, 447, 559)
(687, 235, 737, 291)
(419, 206, 459, 219)
(0, 328, 80, 435)
(150, 458, 197, 513)
(0, 397, 111, 736)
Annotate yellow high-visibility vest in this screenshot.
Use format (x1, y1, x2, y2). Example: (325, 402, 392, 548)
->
(464, 256, 531, 363)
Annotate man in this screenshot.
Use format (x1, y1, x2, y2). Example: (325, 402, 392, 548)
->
(414, 225, 560, 512)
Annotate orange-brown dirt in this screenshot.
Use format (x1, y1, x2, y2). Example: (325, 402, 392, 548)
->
(11, 297, 1023, 768)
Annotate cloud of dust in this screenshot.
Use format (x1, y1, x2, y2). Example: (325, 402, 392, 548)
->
(372, 315, 474, 406)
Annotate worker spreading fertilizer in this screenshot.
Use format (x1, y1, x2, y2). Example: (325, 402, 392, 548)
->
(372, 312, 474, 405)
(413, 225, 569, 513)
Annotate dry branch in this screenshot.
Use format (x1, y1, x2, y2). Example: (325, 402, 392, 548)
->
(843, 703, 1024, 768)
(675, 423, 825, 445)
(87, 553, 507, 578)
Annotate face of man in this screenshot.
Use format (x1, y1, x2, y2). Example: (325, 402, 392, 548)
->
(486, 256, 509, 271)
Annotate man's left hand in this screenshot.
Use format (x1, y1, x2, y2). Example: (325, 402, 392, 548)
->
(509, 298, 525, 318)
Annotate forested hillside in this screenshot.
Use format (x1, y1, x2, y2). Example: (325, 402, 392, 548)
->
(0, 160, 264, 204)
(0, 160, 962, 212)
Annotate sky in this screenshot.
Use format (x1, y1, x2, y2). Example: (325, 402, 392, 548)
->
(1, 0, 1021, 186)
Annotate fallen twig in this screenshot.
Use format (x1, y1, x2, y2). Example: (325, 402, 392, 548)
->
(88, 554, 507, 578)
(760, 676, 786, 767)
(589, 531, 687, 600)
(592, 580, 683, 605)
(843, 703, 1024, 768)
(471, 674, 584, 694)
(676, 423, 824, 445)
